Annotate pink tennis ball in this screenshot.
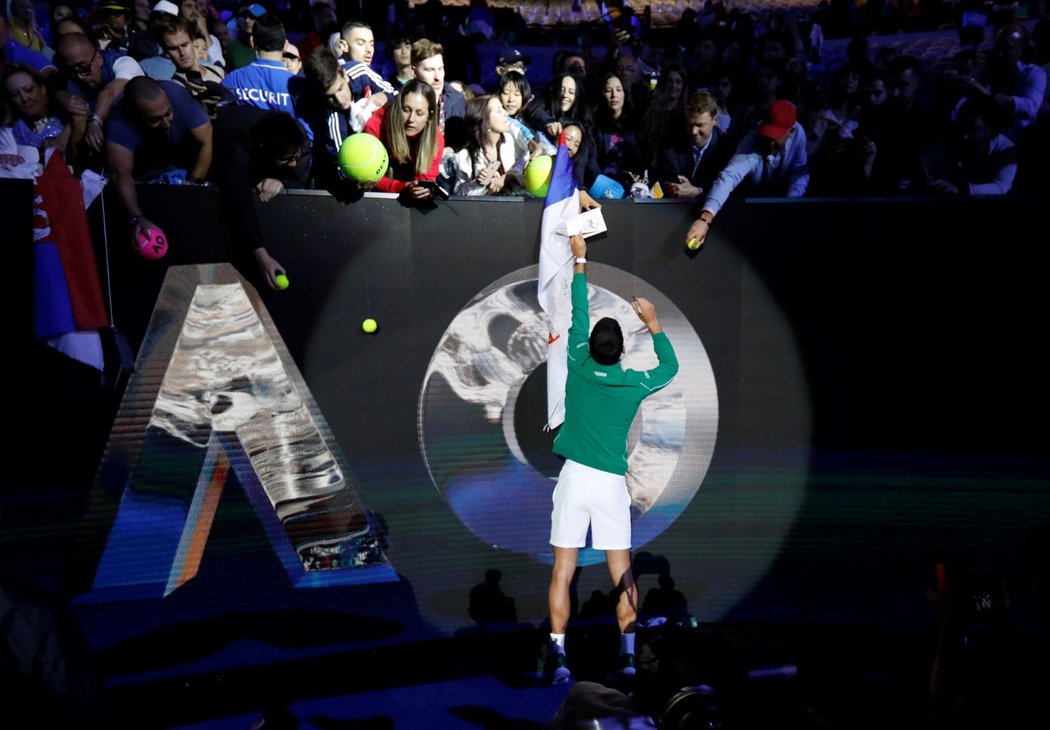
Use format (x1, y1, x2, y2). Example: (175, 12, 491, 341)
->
(134, 228, 168, 260)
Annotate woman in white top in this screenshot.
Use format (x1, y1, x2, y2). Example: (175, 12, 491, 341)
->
(450, 94, 530, 196)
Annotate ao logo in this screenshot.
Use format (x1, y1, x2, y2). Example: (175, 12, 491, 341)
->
(417, 264, 719, 566)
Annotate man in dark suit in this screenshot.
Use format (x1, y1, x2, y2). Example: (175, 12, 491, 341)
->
(655, 91, 733, 199)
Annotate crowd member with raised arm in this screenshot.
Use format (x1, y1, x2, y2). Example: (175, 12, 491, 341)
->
(522, 71, 591, 146)
(303, 47, 386, 190)
(211, 105, 310, 288)
(959, 23, 1046, 143)
(685, 100, 808, 248)
(103, 76, 211, 245)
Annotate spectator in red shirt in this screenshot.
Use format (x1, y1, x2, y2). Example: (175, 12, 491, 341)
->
(363, 78, 443, 201)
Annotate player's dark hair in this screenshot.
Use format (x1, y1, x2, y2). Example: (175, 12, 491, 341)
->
(590, 317, 623, 365)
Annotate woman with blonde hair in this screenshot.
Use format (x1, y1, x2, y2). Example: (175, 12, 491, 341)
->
(2, 62, 83, 164)
(363, 78, 443, 200)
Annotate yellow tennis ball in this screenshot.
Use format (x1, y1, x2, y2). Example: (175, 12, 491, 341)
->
(339, 133, 389, 184)
(361, 317, 378, 334)
(275, 274, 289, 290)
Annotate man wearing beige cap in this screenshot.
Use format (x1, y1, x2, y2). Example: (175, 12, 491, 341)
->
(684, 99, 809, 250)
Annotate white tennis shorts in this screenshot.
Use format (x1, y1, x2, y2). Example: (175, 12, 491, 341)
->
(550, 459, 631, 550)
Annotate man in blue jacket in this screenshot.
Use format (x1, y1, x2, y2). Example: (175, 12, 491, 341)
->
(684, 99, 808, 248)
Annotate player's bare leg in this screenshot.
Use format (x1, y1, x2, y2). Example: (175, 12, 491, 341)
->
(607, 548, 638, 676)
(546, 546, 578, 683)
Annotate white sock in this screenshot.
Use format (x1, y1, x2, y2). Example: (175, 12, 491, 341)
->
(550, 633, 566, 654)
(620, 632, 635, 655)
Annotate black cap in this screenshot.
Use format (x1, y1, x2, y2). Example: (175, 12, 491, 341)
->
(98, 1, 131, 13)
(498, 48, 532, 67)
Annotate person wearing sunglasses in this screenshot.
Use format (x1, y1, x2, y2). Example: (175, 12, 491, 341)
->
(54, 27, 144, 151)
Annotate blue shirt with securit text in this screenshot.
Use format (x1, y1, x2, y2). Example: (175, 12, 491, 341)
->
(222, 57, 313, 140)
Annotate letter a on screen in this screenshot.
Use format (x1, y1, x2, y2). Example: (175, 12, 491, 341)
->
(80, 265, 396, 602)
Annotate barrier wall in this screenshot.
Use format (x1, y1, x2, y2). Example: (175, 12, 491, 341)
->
(7, 181, 1050, 680)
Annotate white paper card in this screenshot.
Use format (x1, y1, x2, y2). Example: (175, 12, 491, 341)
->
(555, 208, 608, 239)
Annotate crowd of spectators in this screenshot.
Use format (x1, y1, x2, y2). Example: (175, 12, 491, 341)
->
(3, 0, 1050, 285)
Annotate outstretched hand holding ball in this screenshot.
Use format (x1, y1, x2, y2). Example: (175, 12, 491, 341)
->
(133, 223, 168, 260)
(685, 213, 713, 253)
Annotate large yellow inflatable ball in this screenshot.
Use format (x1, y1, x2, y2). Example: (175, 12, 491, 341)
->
(524, 154, 554, 198)
(339, 133, 389, 184)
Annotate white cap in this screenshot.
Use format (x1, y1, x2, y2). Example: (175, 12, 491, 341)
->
(153, 0, 179, 15)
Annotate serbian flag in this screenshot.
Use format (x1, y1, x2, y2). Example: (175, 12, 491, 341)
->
(537, 135, 579, 431)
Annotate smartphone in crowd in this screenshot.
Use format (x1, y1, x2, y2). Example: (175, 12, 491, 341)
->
(413, 180, 449, 199)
